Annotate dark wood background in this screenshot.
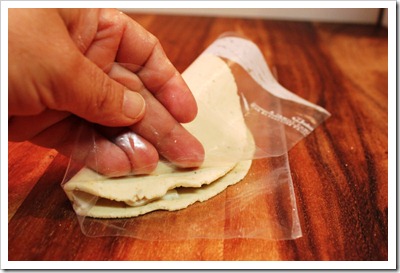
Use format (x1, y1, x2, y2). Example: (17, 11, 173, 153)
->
(8, 12, 388, 261)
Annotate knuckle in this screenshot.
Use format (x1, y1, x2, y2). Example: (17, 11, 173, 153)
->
(95, 75, 117, 111)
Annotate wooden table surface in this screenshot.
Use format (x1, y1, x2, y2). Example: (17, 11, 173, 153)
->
(8, 13, 388, 262)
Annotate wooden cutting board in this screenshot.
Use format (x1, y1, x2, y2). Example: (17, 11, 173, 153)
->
(8, 13, 388, 261)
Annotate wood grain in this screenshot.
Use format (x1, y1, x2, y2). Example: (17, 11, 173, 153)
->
(8, 13, 388, 261)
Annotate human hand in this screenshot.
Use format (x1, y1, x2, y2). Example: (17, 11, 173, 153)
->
(8, 8, 204, 176)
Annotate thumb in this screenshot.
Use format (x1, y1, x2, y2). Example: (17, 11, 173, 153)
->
(51, 54, 146, 127)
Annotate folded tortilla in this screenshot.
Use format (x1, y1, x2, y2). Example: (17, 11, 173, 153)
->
(63, 54, 252, 218)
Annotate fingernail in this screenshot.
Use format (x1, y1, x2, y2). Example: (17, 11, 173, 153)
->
(123, 90, 145, 120)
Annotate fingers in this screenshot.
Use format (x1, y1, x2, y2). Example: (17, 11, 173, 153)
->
(131, 90, 205, 168)
(50, 52, 146, 127)
(113, 132, 159, 175)
(29, 116, 130, 177)
(9, 8, 203, 175)
(8, 9, 146, 128)
(96, 127, 159, 175)
(108, 64, 205, 168)
(28, 116, 158, 177)
(86, 9, 198, 123)
(49, 8, 204, 169)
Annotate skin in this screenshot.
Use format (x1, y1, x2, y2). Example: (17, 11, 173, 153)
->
(8, 8, 205, 176)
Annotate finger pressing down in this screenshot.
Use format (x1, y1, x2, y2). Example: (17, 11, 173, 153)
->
(96, 126, 159, 175)
(108, 63, 205, 168)
(28, 116, 158, 177)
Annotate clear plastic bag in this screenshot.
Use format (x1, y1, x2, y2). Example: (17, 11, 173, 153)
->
(61, 33, 330, 240)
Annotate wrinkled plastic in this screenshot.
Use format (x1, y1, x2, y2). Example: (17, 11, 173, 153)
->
(61, 33, 330, 240)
